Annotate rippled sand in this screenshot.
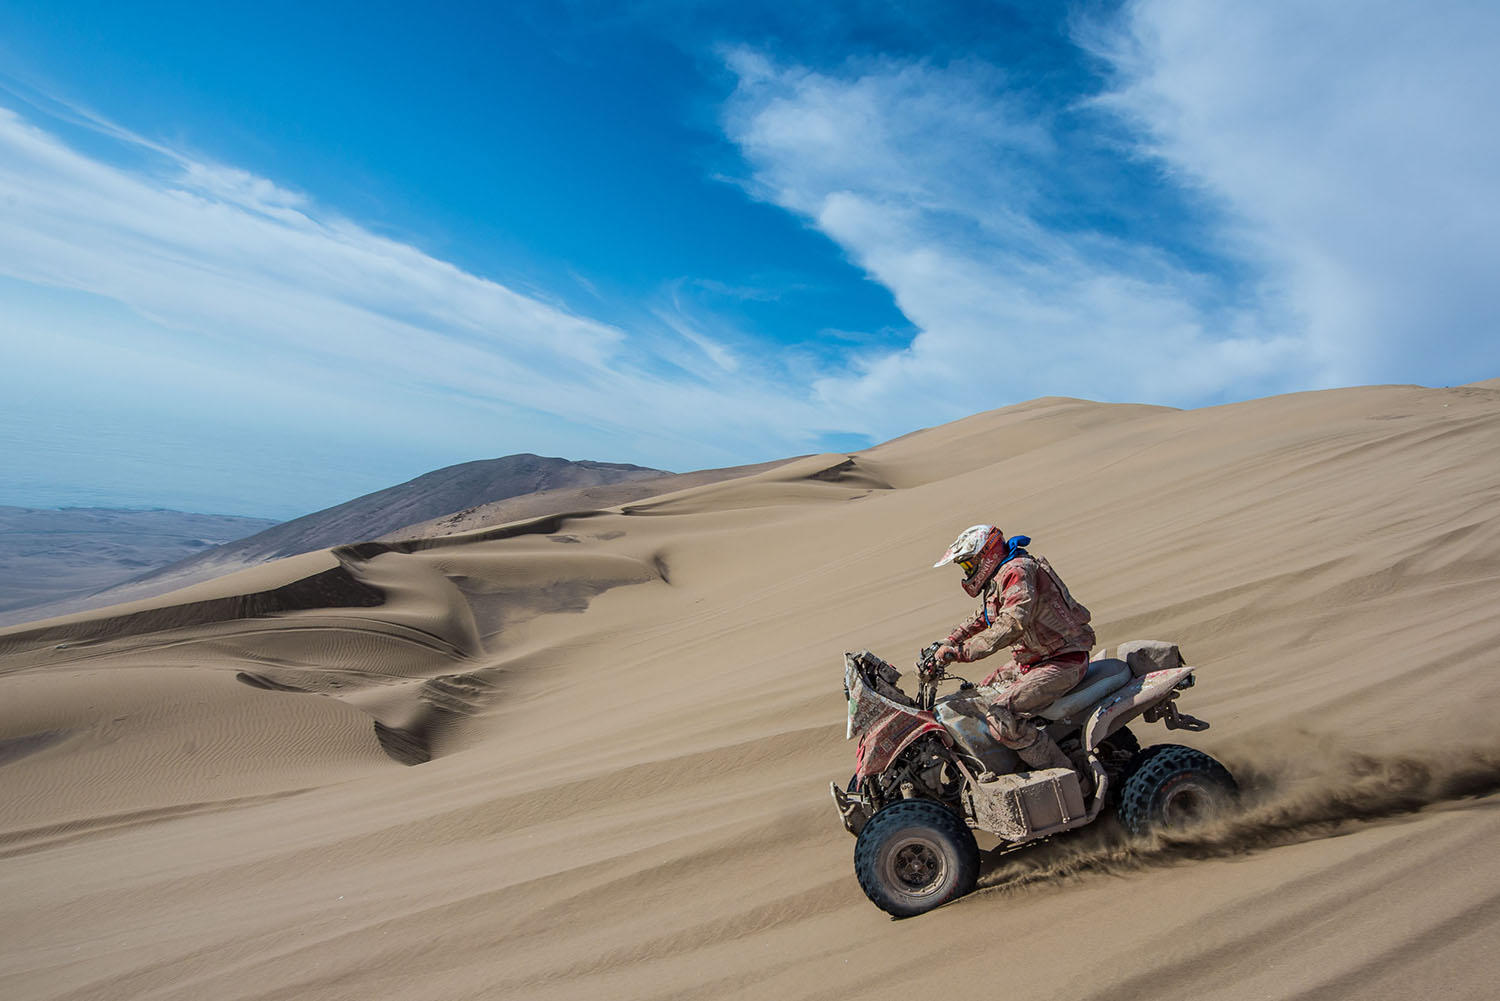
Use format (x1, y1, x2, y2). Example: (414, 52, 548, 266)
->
(3, 381, 1499, 1000)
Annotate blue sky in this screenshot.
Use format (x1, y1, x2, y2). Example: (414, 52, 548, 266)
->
(1, 1, 1496, 519)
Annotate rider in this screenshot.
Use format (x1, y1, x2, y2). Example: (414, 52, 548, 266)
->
(930, 525, 1095, 774)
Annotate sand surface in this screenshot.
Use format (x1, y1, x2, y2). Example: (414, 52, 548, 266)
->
(3, 382, 1499, 1000)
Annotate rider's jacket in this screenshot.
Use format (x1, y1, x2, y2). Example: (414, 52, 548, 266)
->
(946, 553, 1095, 667)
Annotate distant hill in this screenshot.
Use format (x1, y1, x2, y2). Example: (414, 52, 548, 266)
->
(0, 507, 279, 617)
(0, 454, 667, 626)
(187, 453, 668, 564)
(389, 457, 794, 542)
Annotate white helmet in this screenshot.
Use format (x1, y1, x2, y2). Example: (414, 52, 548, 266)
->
(934, 524, 1007, 597)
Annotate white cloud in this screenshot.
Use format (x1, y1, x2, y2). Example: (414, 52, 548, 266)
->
(654, 294, 742, 375)
(0, 100, 840, 513)
(722, 51, 1302, 433)
(0, 105, 621, 377)
(722, 5, 1500, 428)
(1087, 0, 1500, 387)
(724, 49, 1054, 221)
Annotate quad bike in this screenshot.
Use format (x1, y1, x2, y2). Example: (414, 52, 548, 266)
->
(830, 640, 1236, 917)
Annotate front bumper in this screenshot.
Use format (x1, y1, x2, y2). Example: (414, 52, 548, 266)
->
(829, 780, 871, 836)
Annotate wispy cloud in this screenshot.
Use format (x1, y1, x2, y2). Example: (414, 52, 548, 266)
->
(653, 283, 743, 375)
(0, 103, 621, 374)
(0, 97, 840, 513)
(720, 1, 1500, 429)
(1085, 0, 1500, 388)
(721, 49, 1302, 432)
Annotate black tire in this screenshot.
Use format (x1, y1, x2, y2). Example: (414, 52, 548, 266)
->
(853, 799, 979, 918)
(1117, 744, 1237, 837)
(1117, 740, 1185, 786)
(1101, 725, 1141, 758)
(1096, 726, 1142, 806)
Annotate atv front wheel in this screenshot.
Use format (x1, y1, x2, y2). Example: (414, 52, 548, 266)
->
(853, 799, 979, 917)
(1117, 744, 1237, 837)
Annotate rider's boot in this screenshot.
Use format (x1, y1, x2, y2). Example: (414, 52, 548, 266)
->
(1015, 730, 1073, 773)
(1067, 747, 1097, 796)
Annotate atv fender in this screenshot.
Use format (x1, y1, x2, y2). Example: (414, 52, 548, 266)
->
(1082, 667, 1195, 750)
(855, 711, 951, 780)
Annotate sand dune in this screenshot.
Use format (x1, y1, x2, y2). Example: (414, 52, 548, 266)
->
(390, 457, 795, 542)
(4, 454, 671, 627)
(3, 382, 1500, 1000)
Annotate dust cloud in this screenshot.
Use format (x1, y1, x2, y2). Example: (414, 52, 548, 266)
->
(979, 731, 1500, 895)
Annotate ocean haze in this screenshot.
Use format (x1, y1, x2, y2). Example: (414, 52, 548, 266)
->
(0, 374, 505, 521)
(0, 506, 278, 616)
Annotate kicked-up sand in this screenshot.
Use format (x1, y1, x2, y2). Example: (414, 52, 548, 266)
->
(2, 381, 1500, 1001)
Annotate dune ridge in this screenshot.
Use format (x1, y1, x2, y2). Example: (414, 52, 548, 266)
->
(0, 454, 677, 628)
(2, 382, 1500, 1000)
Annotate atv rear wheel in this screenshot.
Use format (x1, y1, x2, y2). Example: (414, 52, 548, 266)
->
(1096, 726, 1142, 807)
(854, 799, 979, 917)
(1100, 725, 1140, 758)
(1117, 744, 1237, 837)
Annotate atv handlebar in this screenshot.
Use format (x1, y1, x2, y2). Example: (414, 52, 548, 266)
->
(914, 641, 950, 710)
(916, 640, 957, 679)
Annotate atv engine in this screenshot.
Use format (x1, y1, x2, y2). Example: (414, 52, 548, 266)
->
(863, 733, 964, 812)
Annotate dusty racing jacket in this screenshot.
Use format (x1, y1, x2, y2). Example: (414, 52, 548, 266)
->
(946, 553, 1095, 667)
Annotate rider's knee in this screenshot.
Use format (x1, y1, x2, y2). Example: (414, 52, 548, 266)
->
(988, 715, 1040, 750)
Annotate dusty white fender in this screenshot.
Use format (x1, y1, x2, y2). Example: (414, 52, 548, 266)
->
(1082, 667, 1195, 749)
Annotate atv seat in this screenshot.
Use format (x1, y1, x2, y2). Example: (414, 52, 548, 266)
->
(1036, 658, 1132, 722)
